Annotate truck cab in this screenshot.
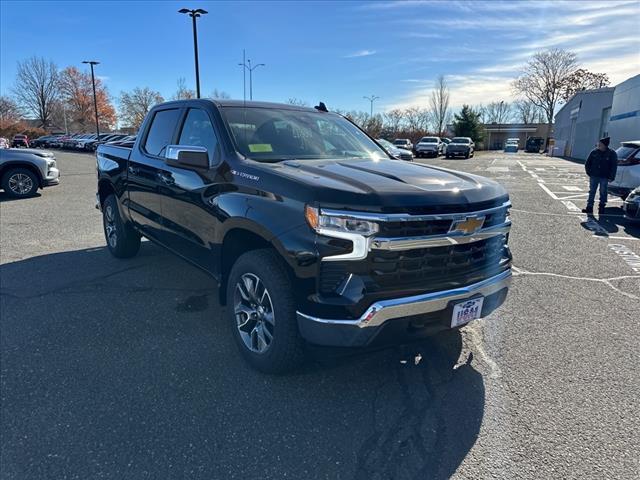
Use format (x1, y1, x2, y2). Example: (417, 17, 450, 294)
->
(96, 99, 512, 373)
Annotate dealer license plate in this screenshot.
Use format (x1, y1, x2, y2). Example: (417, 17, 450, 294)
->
(451, 298, 484, 328)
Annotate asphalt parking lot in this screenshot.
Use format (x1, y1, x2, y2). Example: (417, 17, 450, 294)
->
(1, 150, 639, 479)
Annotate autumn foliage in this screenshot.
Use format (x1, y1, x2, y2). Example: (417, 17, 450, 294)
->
(59, 66, 116, 131)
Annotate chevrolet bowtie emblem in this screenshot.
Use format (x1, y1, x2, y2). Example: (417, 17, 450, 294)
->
(449, 216, 485, 234)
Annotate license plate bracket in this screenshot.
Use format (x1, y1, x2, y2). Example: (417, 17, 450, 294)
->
(451, 297, 484, 328)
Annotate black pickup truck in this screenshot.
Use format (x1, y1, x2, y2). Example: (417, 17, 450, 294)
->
(96, 99, 512, 372)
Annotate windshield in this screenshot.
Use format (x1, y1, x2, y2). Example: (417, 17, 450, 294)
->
(221, 107, 387, 162)
(616, 146, 637, 158)
(393, 139, 408, 144)
(377, 138, 394, 149)
(421, 137, 439, 143)
(452, 137, 470, 144)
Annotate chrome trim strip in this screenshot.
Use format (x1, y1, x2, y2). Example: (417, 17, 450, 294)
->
(371, 221, 510, 251)
(297, 269, 512, 328)
(320, 201, 511, 222)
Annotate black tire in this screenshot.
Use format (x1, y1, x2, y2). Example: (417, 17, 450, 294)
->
(227, 249, 305, 373)
(102, 194, 140, 258)
(1, 168, 39, 198)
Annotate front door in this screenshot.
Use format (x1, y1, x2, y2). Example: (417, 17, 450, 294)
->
(126, 108, 182, 241)
(159, 107, 224, 275)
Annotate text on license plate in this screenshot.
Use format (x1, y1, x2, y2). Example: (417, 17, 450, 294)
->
(451, 297, 484, 328)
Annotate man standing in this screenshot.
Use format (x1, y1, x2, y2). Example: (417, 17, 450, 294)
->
(582, 137, 618, 215)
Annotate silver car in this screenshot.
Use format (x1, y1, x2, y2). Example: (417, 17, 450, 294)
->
(0, 148, 60, 198)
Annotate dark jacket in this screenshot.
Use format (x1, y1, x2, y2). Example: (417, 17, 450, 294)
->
(585, 147, 618, 180)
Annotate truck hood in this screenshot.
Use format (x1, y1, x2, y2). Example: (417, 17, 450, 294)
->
(263, 158, 507, 211)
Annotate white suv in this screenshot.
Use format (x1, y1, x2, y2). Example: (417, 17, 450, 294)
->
(415, 137, 442, 158)
(609, 141, 640, 199)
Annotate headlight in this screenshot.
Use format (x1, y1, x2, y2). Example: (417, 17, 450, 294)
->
(305, 206, 379, 236)
(47, 159, 56, 168)
(627, 191, 639, 202)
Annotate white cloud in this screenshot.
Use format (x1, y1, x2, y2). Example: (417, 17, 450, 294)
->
(343, 49, 377, 58)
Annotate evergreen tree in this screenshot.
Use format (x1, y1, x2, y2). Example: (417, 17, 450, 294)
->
(452, 105, 484, 142)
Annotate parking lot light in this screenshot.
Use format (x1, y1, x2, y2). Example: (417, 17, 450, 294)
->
(82, 60, 100, 136)
(179, 8, 208, 98)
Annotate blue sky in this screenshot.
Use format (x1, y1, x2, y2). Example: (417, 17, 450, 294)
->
(1, 0, 639, 114)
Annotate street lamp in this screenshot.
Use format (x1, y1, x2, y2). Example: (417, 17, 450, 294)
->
(82, 60, 100, 136)
(178, 8, 208, 98)
(363, 95, 380, 117)
(238, 57, 265, 100)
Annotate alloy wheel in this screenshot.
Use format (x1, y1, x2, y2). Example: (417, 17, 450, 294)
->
(234, 273, 275, 353)
(104, 205, 118, 248)
(8, 173, 33, 195)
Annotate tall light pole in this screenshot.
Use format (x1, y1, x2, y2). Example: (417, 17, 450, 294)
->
(238, 58, 265, 100)
(82, 60, 100, 136)
(363, 95, 380, 117)
(179, 8, 208, 98)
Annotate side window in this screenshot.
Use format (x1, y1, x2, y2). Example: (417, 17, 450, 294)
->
(143, 109, 181, 157)
(178, 109, 220, 165)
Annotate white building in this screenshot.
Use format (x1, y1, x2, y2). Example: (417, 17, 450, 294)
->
(608, 74, 640, 148)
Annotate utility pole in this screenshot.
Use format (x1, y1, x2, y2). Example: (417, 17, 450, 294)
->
(363, 95, 380, 117)
(179, 8, 208, 98)
(82, 60, 100, 136)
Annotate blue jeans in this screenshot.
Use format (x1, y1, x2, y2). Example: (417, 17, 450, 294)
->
(587, 176, 608, 209)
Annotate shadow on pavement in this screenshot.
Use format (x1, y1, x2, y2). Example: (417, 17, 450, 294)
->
(0, 191, 42, 202)
(0, 244, 485, 480)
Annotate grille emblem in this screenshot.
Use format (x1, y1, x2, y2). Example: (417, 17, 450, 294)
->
(449, 216, 485, 235)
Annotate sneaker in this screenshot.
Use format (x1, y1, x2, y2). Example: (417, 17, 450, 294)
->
(582, 207, 593, 214)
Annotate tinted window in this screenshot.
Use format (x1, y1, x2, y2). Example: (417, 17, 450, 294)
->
(144, 109, 180, 156)
(178, 109, 219, 165)
(452, 137, 470, 143)
(421, 137, 439, 142)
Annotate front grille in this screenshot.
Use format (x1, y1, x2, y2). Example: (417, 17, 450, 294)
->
(368, 236, 507, 291)
(376, 210, 507, 238)
(319, 263, 349, 294)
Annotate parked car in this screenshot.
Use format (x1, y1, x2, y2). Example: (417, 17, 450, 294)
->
(85, 133, 117, 151)
(393, 138, 413, 151)
(446, 137, 475, 158)
(504, 139, 519, 153)
(525, 136, 544, 153)
(11, 134, 29, 148)
(90, 134, 129, 151)
(608, 140, 640, 199)
(0, 138, 9, 149)
(415, 137, 443, 158)
(30, 135, 54, 148)
(441, 138, 451, 155)
(377, 138, 413, 161)
(96, 99, 512, 373)
(622, 186, 640, 223)
(0, 148, 59, 197)
(75, 134, 98, 150)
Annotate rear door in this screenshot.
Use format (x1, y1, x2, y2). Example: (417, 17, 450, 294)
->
(126, 107, 182, 240)
(158, 107, 224, 273)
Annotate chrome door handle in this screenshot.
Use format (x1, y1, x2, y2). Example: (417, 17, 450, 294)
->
(158, 172, 175, 185)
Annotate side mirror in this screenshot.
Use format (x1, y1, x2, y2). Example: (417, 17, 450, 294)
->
(165, 145, 209, 169)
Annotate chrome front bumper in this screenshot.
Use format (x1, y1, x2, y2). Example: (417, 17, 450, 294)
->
(297, 268, 512, 330)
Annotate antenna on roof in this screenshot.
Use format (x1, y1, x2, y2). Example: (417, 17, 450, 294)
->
(314, 102, 328, 112)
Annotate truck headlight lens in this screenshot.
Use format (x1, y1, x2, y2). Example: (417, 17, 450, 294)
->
(305, 206, 379, 236)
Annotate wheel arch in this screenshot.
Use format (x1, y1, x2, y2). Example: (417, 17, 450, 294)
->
(0, 161, 44, 188)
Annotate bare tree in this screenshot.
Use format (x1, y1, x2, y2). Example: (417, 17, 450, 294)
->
(119, 87, 164, 130)
(172, 77, 195, 100)
(384, 109, 405, 134)
(559, 68, 610, 102)
(512, 48, 578, 139)
(428, 75, 451, 134)
(12, 56, 59, 128)
(513, 100, 543, 124)
(210, 88, 231, 99)
(404, 106, 425, 134)
(286, 98, 309, 107)
(483, 101, 513, 124)
(0, 95, 21, 123)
